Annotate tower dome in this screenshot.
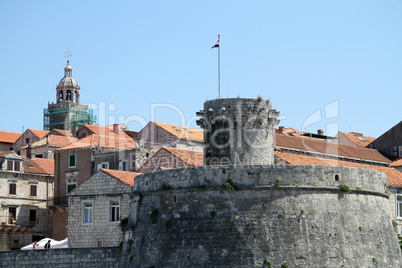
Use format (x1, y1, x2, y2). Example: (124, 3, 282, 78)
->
(55, 60, 80, 104)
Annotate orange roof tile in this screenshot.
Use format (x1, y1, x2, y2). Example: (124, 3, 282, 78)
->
(22, 135, 78, 149)
(0, 131, 22, 144)
(50, 129, 74, 137)
(163, 147, 203, 166)
(275, 151, 402, 186)
(390, 158, 402, 167)
(57, 134, 135, 151)
(274, 134, 391, 164)
(101, 169, 142, 187)
(28, 129, 49, 139)
(152, 121, 203, 142)
(80, 124, 133, 140)
(338, 131, 376, 147)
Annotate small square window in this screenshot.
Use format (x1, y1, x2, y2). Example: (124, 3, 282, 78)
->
(9, 183, 16, 195)
(119, 160, 128, 171)
(67, 183, 77, 193)
(25, 138, 30, 144)
(69, 154, 76, 168)
(30, 185, 37, 196)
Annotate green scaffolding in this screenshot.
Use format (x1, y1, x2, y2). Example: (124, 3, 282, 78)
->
(43, 104, 96, 131)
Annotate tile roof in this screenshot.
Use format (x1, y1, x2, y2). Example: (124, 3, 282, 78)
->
(390, 158, 402, 167)
(338, 131, 376, 147)
(274, 134, 391, 164)
(152, 121, 204, 142)
(80, 124, 133, 140)
(56, 134, 135, 151)
(162, 147, 203, 166)
(0, 130, 22, 144)
(22, 135, 78, 149)
(0, 152, 54, 175)
(275, 151, 402, 186)
(28, 129, 50, 139)
(101, 169, 142, 187)
(275, 127, 303, 136)
(49, 129, 74, 137)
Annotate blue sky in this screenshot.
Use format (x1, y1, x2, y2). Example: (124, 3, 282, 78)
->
(0, 1, 401, 138)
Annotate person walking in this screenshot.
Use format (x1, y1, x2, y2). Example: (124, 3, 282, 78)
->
(32, 241, 39, 249)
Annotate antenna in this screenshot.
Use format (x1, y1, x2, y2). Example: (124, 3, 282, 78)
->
(65, 48, 72, 61)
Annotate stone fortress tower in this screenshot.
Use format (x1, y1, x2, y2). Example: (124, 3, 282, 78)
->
(120, 98, 402, 267)
(43, 60, 95, 131)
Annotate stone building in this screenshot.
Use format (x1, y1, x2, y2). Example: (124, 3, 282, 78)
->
(43, 60, 95, 131)
(331, 131, 375, 147)
(20, 132, 78, 160)
(67, 169, 141, 247)
(13, 129, 49, 155)
(120, 98, 402, 267)
(0, 131, 21, 152)
(137, 147, 203, 173)
(93, 148, 150, 173)
(0, 151, 54, 251)
(52, 124, 135, 240)
(367, 121, 402, 158)
(134, 121, 203, 151)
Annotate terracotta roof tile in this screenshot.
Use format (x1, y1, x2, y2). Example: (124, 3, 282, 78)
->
(56, 134, 135, 151)
(28, 129, 49, 139)
(390, 158, 402, 167)
(0, 131, 22, 144)
(101, 169, 142, 187)
(21, 157, 54, 175)
(275, 151, 402, 186)
(22, 135, 78, 149)
(163, 147, 203, 166)
(338, 131, 376, 147)
(152, 121, 203, 142)
(50, 129, 74, 137)
(274, 134, 391, 164)
(80, 124, 132, 140)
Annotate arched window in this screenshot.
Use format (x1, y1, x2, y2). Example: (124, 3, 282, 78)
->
(59, 91, 63, 102)
(66, 90, 72, 101)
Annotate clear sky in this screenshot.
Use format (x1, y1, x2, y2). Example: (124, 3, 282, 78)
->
(0, 1, 401, 138)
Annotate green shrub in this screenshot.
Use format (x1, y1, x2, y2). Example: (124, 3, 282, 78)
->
(119, 217, 129, 231)
(337, 184, 351, 193)
(281, 262, 289, 268)
(264, 257, 272, 267)
(355, 187, 362, 191)
(210, 211, 216, 218)
(222, 179, 238, 192)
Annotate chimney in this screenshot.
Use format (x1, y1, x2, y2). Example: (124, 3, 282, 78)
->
(317, 129, 324, 136)
(278, 126, 285, 134)
(113, 124, 119, 133)
(27, 145, 36, 160)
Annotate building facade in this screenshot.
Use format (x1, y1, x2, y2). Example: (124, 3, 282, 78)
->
(0, 152, 54, 251)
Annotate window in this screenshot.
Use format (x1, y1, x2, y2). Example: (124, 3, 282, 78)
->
(397, 196, 402, 219)
(25, 138, 30, 144)
(9, 183, 16, 195)
(83, 202, 93, 224)
(399, 146, 402, 158)
(30, 185, 37, 196)
(14, 161, 20, 171)
(67, 183, 77, 193)
(110, 201, 120, 222)
(69, 154, 76, 168)
(7, 161, 13, 171)
(97, 162, 109, 171)
(29, 209, 37, 222)
(119, 160, 128, 171)
(392, 146, 398, 157)
(8, 207, 16, 225)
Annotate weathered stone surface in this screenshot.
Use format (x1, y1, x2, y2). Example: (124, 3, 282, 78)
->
(120, 165, 402, 267)
(197, 98, 279, 165)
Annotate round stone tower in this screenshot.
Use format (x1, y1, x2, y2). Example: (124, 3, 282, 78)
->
(196, 98, 280, 165)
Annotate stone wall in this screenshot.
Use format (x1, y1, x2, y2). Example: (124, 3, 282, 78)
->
(121, 165, 402, 267)
(196, 98, 279, 166)
(67, 171, 132, 248)
(0, 247, 119, 267)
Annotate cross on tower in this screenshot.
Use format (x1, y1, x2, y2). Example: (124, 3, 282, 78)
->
(65, 48, 72, 60)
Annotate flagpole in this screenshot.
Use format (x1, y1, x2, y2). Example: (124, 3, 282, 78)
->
(218, 34, 220, 99)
